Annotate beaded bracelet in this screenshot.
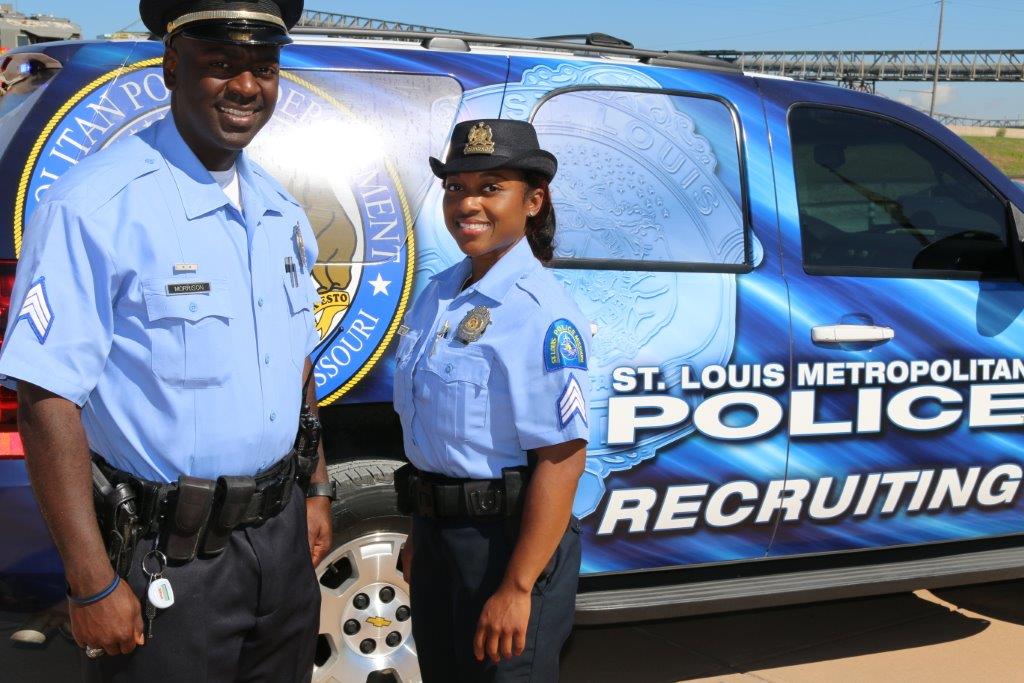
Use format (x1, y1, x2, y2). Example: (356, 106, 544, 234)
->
(67, 574, 120, 607)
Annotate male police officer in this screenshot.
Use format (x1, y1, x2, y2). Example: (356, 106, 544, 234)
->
(0, 1, 334, 680)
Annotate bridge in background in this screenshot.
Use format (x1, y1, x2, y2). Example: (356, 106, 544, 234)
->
(695, 50, 1024, 84)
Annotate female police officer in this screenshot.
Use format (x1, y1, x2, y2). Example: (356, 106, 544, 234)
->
(393, 119, 590, 682)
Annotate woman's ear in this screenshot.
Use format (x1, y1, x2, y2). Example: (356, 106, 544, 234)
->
(526, 186, 546, 216)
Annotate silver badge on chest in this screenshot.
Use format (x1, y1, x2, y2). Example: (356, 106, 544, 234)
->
(456, 306, 492, 344)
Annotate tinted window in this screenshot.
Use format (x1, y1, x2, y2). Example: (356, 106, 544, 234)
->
(532, 89, 747, 270)
(790, 107, 1014, 278)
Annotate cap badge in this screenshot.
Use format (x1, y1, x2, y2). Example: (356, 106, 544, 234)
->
(464, 123, 496, 156)
(456, 306, 492, 344)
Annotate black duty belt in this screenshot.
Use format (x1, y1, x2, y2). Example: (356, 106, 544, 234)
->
(93, 451, 297, 563)
(394, 463, 529, 519)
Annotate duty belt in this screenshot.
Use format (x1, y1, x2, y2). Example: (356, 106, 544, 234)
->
(93, 452, 297, 563)
(394, 464, 529, 519)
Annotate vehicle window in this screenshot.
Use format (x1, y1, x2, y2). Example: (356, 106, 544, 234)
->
(790, 106, 1015, 278)
(248, 71, 462, 268)
(531, 89, 747, 271)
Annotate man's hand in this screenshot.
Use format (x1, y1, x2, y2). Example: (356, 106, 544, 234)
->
(306, 496, 332, 566)
(70, 579, 145, 656)
(473, 583, 532, 663)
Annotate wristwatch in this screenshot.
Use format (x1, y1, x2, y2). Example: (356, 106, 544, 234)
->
(306, 481, 337, 501)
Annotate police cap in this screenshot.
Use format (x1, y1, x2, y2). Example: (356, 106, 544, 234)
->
(430, 119, 558, 181)
(140, 0, 304, 46)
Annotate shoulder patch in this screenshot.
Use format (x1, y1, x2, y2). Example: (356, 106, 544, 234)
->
(544, 318, 587, 372)
(17, 277, 54, 344)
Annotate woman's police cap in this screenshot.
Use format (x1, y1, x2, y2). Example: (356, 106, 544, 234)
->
(140, 0, 304, 46)
(430, 120, 558, 180)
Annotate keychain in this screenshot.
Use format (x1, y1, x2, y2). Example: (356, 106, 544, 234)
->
(141, 550, 174, 639)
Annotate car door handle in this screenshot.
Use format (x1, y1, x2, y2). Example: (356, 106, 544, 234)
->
(811, 324, 895, 344)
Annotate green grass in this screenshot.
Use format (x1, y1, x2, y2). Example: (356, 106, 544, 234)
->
(961, 136, 1024, 178)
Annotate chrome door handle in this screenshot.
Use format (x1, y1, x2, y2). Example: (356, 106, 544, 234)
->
(811, 324, 895, 344)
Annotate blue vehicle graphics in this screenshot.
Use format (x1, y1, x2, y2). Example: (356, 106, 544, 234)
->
(15, 58, 416, 404)
(4, 41, 1024, 590)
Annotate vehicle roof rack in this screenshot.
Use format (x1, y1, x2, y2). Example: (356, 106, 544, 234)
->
(534, 33, 634, 49)
(290, 27, 741, 73)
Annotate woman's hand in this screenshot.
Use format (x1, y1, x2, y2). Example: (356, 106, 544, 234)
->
(473, 583, 532, 663)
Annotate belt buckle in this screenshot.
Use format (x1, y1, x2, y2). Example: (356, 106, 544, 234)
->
(465, 481, 503, 517)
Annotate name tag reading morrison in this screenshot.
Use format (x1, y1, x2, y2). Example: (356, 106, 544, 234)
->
(166, 282, 212, 295)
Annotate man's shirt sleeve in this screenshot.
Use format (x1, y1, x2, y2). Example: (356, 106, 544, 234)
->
(0, 200, 117, 405)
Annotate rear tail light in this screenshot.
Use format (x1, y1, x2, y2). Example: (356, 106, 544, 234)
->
(0, 259, 24, 459)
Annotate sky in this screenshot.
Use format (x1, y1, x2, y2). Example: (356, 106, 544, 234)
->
(9, 0, 1024, 118)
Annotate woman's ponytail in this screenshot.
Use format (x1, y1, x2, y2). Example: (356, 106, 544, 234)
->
(524, 172, 556, 263)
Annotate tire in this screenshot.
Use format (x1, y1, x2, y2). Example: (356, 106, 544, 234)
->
(313, 459, 420, 683)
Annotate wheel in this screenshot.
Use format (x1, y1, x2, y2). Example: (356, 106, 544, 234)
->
(313, 459, 420, 683)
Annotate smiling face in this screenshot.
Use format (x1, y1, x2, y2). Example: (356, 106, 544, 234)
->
(441, 169, 545, 278)
(164, 35, 280, 171)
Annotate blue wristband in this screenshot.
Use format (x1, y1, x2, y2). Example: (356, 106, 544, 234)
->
(67, 574, 120, 606)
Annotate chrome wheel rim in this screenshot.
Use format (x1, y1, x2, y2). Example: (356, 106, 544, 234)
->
(313, 531, 420, 683)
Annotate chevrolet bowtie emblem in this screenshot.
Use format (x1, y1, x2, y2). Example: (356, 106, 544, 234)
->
(366, 616, 392, 628)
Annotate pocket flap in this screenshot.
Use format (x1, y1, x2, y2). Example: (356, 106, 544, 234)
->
(143, 277, 232, 323)
(425, 349, 490, 387)
(284, 275, 319, 314)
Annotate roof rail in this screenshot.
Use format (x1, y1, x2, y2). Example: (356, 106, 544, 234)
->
(290, 27, 741, 73)
(534, 33, 634, 49)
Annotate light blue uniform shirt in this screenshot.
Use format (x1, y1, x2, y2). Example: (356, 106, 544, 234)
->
(394, 238, 590, 479)
(0, 116, 320, 482)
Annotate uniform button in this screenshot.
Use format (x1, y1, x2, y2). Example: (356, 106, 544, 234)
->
(264, 354, 271, 365)
(445, 363, 453, 375)
(269, 411, 277, 422)
(258, 297, 265, 308)
(189, 302, 198, 313)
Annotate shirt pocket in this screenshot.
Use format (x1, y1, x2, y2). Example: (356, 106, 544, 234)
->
(142, 277, 233, 388)
(422, 347, 491, 438)
(284, 275, 319, 370)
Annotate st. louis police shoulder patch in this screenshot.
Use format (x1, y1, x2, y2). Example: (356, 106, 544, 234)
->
(544, 319, 587, 372)
(557, 375, 588, 429)
(17, 277, 54, 344)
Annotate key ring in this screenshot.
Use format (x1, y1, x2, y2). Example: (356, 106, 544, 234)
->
(142, 550, 168, 578)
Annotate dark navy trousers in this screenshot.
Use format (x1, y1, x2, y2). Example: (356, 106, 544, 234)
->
(84, 484, 320, 683)
(410, 514, 581, 682)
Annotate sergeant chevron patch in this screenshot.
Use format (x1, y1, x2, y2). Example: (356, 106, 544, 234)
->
(17, 277, 53, 344)
(558, 375, 588, 429)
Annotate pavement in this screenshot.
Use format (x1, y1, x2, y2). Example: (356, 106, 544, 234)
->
(2, 580, 1021, 682)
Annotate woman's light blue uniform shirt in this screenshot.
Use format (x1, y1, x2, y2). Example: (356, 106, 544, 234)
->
(0, 116, 320, 482)
(394, 238, 591, 480)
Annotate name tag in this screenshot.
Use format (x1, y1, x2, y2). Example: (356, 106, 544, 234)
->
(166, 282, 211, 295)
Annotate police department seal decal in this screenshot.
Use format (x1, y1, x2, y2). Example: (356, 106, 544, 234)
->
(17, 61, 414, 406)
(544, 319, 587, 372)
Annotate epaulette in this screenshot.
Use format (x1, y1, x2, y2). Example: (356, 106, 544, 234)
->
(249, 160, 301, 207)
(43, 135, 161, 216)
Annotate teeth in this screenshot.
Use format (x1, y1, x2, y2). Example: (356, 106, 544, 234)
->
(459, 222, 491, 231)
(219, 106, 255, 117)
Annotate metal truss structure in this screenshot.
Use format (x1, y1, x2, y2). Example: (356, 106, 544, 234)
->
(696, 50, 1024, 83)
(297, 10, 457, 34)
(930, 113, 1024, 128)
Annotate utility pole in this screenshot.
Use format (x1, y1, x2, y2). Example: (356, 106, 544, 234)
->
(929, 0, 946, 117)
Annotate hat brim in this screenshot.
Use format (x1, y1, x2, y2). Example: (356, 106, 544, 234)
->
(173, 21, 292, 46)
(429, 149, 557, 180)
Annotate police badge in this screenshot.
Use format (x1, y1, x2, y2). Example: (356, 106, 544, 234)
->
(456, 306, 492, 343)
(464, 122, 496, 155)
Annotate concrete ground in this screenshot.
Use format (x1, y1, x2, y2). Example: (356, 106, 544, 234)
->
(2, 580, 1021, 682)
